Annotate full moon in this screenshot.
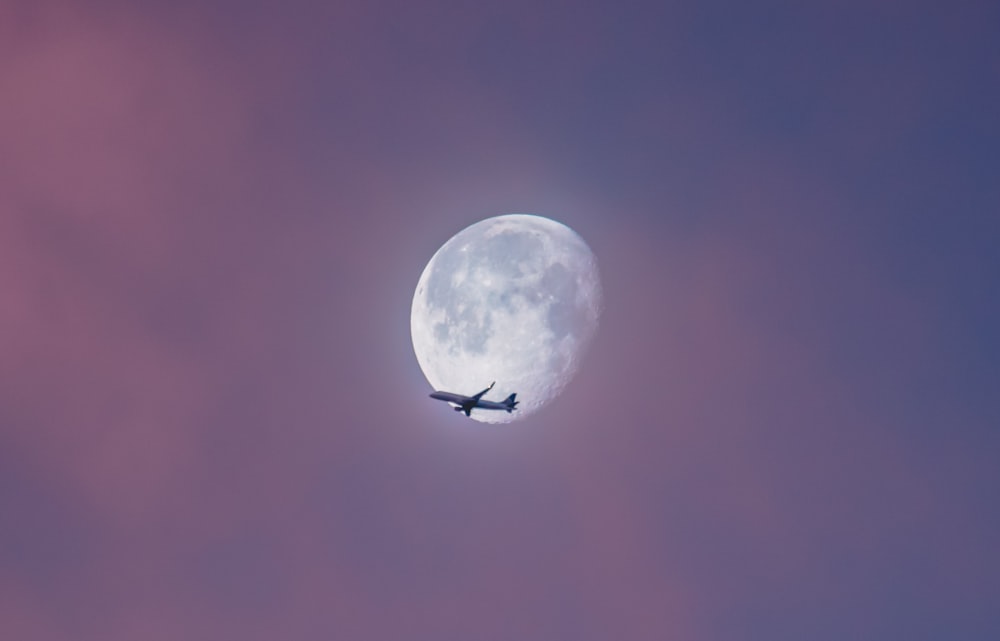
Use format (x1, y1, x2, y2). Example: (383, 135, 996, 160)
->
(411, 214, 602, 423)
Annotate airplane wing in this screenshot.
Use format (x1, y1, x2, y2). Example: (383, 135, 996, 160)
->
(471, 381, 495, 402)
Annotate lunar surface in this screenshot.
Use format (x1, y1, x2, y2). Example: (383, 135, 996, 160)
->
(411, 214, 602, 423)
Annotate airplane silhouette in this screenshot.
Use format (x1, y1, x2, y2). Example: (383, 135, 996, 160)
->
(429, 381, 518, 417)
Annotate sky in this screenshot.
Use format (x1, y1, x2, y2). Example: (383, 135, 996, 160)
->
(1, 0, 998, 639)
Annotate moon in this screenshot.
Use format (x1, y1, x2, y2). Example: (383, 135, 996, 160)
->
(411, 214, 602, 423)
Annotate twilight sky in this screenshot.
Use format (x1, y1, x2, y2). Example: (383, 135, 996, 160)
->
(2, 1, 998, 639)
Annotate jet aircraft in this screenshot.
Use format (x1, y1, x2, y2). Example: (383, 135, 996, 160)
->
(429, 381, 518, 417)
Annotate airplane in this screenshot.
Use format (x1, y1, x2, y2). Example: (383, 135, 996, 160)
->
(429, 381, 518, 417)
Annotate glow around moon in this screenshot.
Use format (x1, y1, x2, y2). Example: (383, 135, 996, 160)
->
(411, 214, 602, 423)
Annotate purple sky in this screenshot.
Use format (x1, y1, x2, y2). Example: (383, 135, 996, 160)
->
(2, 1, 998, 639)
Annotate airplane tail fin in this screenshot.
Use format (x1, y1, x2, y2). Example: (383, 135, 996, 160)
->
(503, 393, 518, 412)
